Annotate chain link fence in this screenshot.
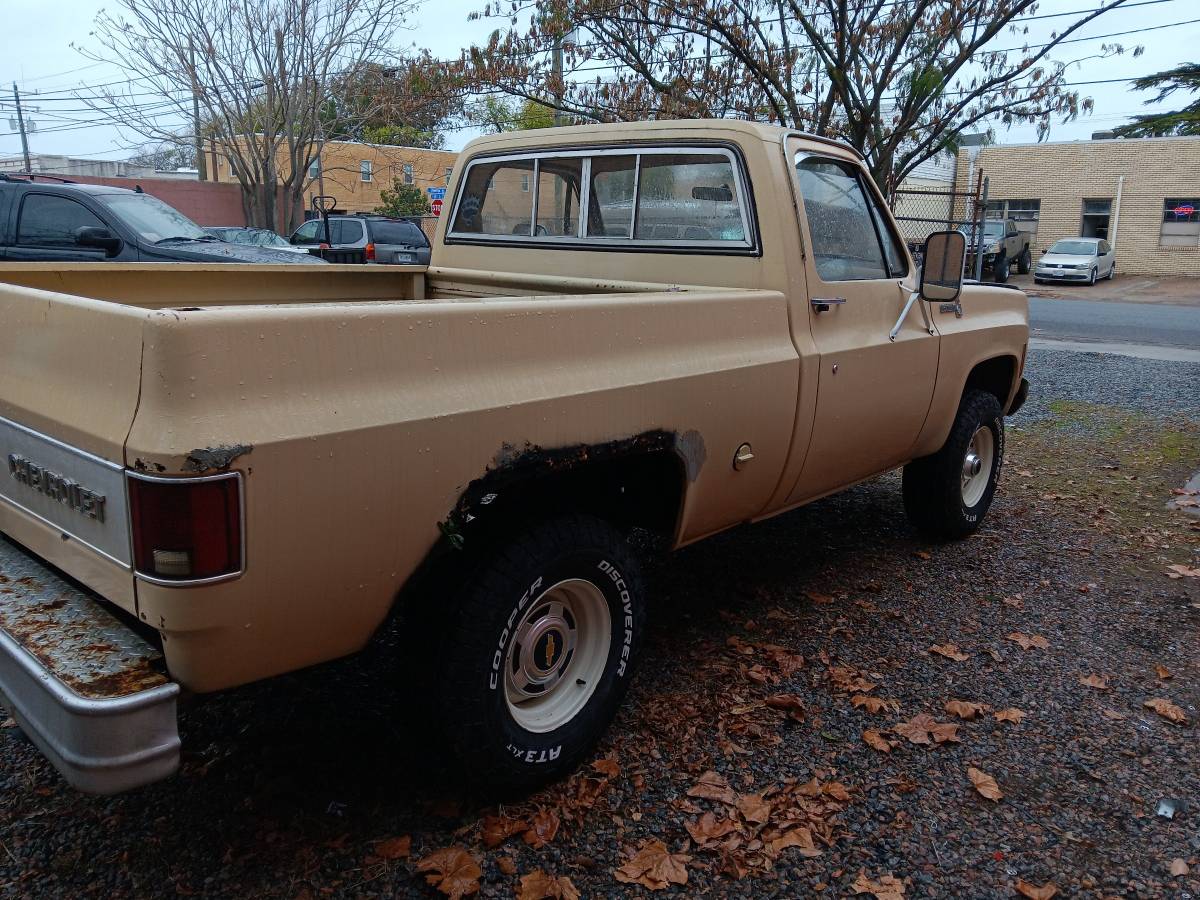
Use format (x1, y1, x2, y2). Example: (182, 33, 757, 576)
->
(890, 172, 988, 279)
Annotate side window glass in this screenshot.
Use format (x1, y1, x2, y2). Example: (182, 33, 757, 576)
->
(536, 158, 583, 237)
(865, 188, 908, 277)
(331, 220, 364, 244)
(587, 155, 637, 238)
(17, 194, 105, 247)
(451, 159, 537, 235)
(635, 153, 746, 242)
(795, 158, 888, 281)
(292, 220, 321, 244)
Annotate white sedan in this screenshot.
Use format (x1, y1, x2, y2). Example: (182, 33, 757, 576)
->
(1034, 237, 1116, 286)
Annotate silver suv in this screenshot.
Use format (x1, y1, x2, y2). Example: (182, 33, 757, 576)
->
(289, 215, 431, 265)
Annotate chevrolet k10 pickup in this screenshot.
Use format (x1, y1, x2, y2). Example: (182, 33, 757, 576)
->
(0, 120, 1029, 794)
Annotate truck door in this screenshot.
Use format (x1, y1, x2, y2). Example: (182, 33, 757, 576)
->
(6, 192, 110, 262)
(783, 151, 939, 504)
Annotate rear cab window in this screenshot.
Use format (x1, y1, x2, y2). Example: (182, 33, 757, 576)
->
(447, 146, 756, 252)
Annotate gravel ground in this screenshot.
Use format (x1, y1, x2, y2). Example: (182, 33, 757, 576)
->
(1, 348, 1198, 899)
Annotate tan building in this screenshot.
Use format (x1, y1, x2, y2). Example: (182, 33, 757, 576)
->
(954, 135, 1200, 276)
(213, 139, 458, 221)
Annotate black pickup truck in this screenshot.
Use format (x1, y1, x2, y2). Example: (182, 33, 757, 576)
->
(0, 175, 322, 264)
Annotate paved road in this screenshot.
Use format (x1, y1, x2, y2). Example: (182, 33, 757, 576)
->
(1029, 296, 1200, 349)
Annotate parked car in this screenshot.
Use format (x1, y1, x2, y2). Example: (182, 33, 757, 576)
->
(289, 214, 431, 265)
(204, 226, 311, 255)
(962, 219, 1031, 283)
(0, 175, 324, 264)
(0, 120, 1028, 795)
(1034, 237, 1115, 285)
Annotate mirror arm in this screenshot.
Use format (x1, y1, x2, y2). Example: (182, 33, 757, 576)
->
(889, 291, 921, 342)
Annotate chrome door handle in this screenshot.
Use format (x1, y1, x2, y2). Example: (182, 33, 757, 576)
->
(811, 297, 846, 313)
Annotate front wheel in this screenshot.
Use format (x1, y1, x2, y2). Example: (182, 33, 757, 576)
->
(993, 253, 1010, 283)
(432, 514, 645, 793)
(903, 390, 1005, 539)
(1106, 262, 1116, 280)
(1088, 267, 1097, 286)
(1017, 247, 1032, 274)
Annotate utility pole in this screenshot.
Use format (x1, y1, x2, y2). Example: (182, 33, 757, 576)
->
(552, 34, 564, 127)
(11, 83, 32, 173)
(188, 41, 208, 180)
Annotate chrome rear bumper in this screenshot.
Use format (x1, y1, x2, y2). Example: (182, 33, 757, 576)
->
(0, 535, 179, 794)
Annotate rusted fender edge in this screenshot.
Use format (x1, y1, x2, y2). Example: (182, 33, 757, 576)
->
(438, 428, 704, 550)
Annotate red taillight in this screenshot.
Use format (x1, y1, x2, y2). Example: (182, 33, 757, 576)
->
(128, 474, 242, 583)
(365, 241, 376, 261)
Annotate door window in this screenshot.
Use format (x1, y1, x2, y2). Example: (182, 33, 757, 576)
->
(795, 157, 887, 281)
(17, 194, 105, 247)
(292, 220, 322, 244)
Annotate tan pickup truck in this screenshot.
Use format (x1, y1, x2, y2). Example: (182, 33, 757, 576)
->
(0, 120, 1028, 794)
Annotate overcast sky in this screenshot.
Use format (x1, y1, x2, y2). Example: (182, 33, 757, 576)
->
(0, 0, 1194, 161)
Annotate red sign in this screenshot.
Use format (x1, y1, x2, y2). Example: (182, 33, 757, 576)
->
(1175, 204, 1195, 218)
(431, 198, 443, 217)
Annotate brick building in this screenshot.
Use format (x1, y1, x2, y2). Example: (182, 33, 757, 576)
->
(211, 139, 458, 221)
(954, 135, 1200, 276)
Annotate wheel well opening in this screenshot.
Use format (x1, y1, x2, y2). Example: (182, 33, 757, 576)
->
(965, 356, 1017, 406)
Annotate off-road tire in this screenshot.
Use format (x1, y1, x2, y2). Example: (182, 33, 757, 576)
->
(432, 514, 645, 794)
(1017, 246, 1032, 274)
(903, 390, 1005, 540)
(993, 253, 1010, 283)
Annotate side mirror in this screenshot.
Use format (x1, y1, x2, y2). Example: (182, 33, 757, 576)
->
(920, 230, 966, 303)
(75, 225, 122, 257)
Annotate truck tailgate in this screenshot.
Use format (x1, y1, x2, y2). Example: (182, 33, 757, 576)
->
(0, 282, 145, 610)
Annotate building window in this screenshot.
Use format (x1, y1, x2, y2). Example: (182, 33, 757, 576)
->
(986, 198, 1040, 241)
(308, 158, 320, 180)
(445, 166, 452, 184)
(360, 160, 373, 183)
(228, 157, 237, 178)
(1161, 198, 1200, 248)
(521, 173, 530, 192)
(403, 163, 414, 185)
(1080, 198, 1111, 240)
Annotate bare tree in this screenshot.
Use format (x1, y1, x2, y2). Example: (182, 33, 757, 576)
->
(462, 0, 1138, 187)
(79, 0, 414, 230)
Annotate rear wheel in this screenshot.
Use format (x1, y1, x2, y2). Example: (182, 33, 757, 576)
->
(903, 390, 1005, 539)
(1017, 247, 1032, 274)
(431, 514, 645, 793)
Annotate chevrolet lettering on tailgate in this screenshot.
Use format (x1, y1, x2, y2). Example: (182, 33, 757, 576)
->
(7, 453, 107, 522)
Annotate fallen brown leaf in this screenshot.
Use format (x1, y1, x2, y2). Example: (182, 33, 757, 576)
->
(1100, 707, 1127, 721)
(684, 811, 738, 847)
(967, 766, 1003, 801)
(852, 869, 906, 899)
(481, 815, 528, 849)
(852, 694, 896, 714)
(497, 856, 517, 876)
(1170, 858, 1190, 877)
(374, 835, 411, 860)
(1165, 564, 1200, 579)
(929, 643, 969, 662)
(764, 693, 806, 723)
(1078, 674, 1109, 691)
(736, 791, 772, 825)
(994, 708, 1026, 724)
(1144, 698, 1188, 724)
(863, 729, 894, 752)
(416, 847, 482, 900)
(944, 699, 989, 720)
(613, 839, 690, 891)
(687, 770, 737, 805)
(1155, 664, 1173, 680)
(765, 827, 821, 859)
(894, 713, 959, 745)
(523, 809, 560, 848)
(1006, 633, 1050, 651)
(930, 721, 962, 743)
(516, 870, 580, 900)
(591, 757, 620, 778)
(823, 781, 852, 802)
(1014, 878, 1057, 899)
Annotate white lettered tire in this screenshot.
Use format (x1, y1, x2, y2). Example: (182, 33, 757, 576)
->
(434, 514, 645, 792)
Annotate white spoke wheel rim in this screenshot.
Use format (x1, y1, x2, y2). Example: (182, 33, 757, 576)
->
(961, 425, 995, 507)
(504, 578, 611, 734)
